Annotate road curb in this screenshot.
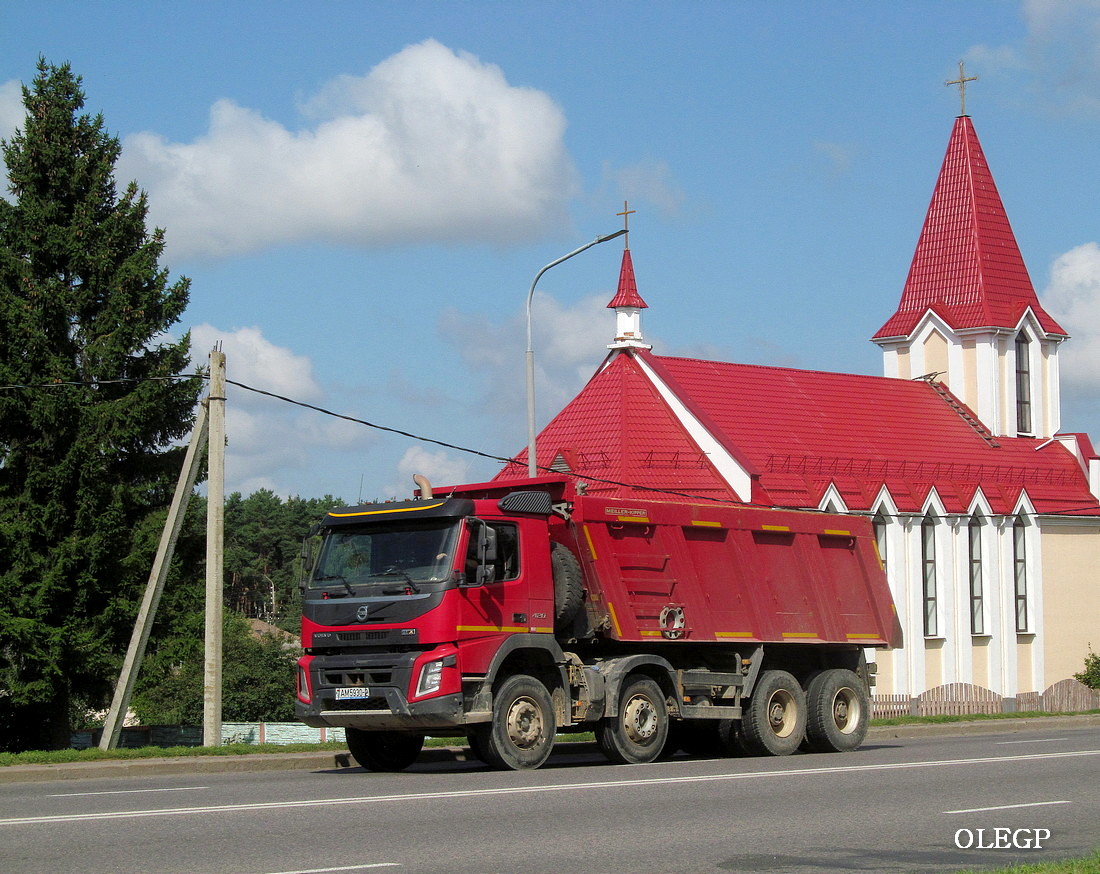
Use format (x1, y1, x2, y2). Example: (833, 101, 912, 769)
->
(2, 714, 1097, 784)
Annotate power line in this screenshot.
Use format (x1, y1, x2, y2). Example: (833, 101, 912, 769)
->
(3, 373, 1099, 518)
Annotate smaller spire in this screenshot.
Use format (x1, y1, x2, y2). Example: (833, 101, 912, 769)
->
(607, 204, 650, 349)
(945, 60, 978, 117)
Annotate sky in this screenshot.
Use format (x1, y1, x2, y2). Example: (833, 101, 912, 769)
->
(3, 1, 1100, 502)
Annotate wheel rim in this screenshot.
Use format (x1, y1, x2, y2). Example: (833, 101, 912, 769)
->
(766, 688, 798, 738)
(831, 686, 861, 735)
(623, 694, 659, 744)
(505, 695, 545, 750)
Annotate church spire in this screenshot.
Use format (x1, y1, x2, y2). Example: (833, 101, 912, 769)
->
(607, 202, 650, 349)
(874, 111, 1068, 439)
(874, 115, 1065, 341)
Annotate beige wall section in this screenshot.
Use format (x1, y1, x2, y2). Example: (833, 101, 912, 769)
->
(896, 347, 911, 380)
(925, 638, 945, 688)
(1041, 525, 1100, 683)
(1017, 638, 1034, 692)
(923, 330, 948, 379)
(972, 637, 990, 688)
(962, 340, 978, 412)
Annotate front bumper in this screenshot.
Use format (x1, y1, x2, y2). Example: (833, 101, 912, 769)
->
(297, 649, 467, 731)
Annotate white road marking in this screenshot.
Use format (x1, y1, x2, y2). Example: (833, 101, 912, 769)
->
(261, 865, 400, 873)
(2, 748, 1097, 827)
(995, 738, 1066, 745)
(944, 800, 1072, 814)
(48, 786, 209, 797)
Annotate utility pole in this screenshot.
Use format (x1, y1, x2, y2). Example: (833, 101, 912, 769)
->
(203, 347, 226, 746)
(98, 403, 209, 749)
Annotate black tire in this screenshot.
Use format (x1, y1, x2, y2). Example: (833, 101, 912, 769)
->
(596, 675, 669, 764)
(716, 719, 750, 757)
(740, 669, 806, 756)
(345, 728, 424, 772)
(466, 731, 492, 764)
(550, 542, 584, 629)
(803, 668, 870, 753)
(473, 673, 556, 770)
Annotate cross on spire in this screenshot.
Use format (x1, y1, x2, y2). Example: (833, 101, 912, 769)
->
(617, 201, 636, 249)
(945, 60, 978, 116)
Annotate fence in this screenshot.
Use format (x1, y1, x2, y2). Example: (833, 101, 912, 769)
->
(873, 678, 1100, 719)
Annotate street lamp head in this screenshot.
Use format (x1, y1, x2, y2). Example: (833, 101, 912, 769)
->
(596, 228, 628, 245)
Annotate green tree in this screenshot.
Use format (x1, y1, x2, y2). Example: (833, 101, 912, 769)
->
(0, 59, 201, 751)
(1077, 648, 1100, 691)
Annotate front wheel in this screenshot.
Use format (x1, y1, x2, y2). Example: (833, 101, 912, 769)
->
(803, 668, 870, 753)
(345, 728, 424, 772)
(472, 673, 556, 770)
(740, 669, 806, 756)
(596, 674, 669, 764)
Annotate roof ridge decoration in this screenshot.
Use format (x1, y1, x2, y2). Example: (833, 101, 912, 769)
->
(874, 114, 1066, 340)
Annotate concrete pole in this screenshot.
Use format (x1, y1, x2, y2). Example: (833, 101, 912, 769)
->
(98, 402, 209, 750)
(203, 347, 226, 746)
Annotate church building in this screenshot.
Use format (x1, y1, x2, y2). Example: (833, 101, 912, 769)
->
(496, 108, 1100, 709)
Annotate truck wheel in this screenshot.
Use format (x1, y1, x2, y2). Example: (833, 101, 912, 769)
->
(550, 543, 583, 629)
(474, 674, 556, 770)
(803, 668, 870, 753)
(596, 675, 669, 764)
(740, 669, 806, 756)
(345, 728, 424, 772)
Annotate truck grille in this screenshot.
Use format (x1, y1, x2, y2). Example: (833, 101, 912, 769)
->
(324, 697, 390, 711)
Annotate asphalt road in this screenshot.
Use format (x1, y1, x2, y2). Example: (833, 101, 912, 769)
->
(1, 725, 1098, 874)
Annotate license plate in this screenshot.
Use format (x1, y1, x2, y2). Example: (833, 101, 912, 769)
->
(334, 686, 370, 700)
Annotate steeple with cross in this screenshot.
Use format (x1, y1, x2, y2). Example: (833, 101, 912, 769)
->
(945, 60, 978, 116)
(607, 202, 651, 350)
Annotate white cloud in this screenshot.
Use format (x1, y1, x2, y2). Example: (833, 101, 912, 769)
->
(1040, 242, 1100, 395)
(189, 324, 376, 496)
(599, 158, 686, 218)
(1, 78, 25, 193)
(968, 0, 1100, 116)
(118, 40, 577, 260)
(441, 291, 614, 435)
(381, 446, 473, 500)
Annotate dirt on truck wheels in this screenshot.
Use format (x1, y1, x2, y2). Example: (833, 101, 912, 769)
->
(740, 669, 807, 756)
(802, 668, 870, 753)
(472, 673, 556, 770)
(550, 542, 583, 630)
(345, 728, 425, 772)
(597, 674, 669, 765)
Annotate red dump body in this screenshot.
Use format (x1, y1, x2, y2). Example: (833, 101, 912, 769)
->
(559, 494, 901, 649)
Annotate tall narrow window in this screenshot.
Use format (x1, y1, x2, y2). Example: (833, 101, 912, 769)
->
(1013, 517, 1029, 632)
(873, 512, 888, 579)
(1015, 333, 1032, 434)
(968, 516, 984, 634)
(922, 516, 937, 637)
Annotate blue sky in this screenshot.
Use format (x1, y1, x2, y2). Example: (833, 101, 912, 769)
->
(3, 1, 1100, 501)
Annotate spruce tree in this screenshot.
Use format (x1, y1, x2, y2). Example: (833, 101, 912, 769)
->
(0, 59, 202, 751)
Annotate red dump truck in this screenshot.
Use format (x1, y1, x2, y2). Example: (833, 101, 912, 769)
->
(296, 475, 901, 771)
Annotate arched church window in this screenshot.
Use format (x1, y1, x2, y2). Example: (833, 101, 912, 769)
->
(1015, 333, 1032, 434)
(1013, 517, 1029, 633)
(922, 515, 938, 637)
(968, 516, 985, 635)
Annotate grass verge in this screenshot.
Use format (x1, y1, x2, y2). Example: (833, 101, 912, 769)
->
(2, 712, 1096, 766)
(954, 849, 1100, 873)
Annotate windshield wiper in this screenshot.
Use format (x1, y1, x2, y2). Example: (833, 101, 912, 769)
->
(380, 566, 420, 594)
(313, 573, 355, 597)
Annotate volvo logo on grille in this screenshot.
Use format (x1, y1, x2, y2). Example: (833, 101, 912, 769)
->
(356, 605, 369, 622)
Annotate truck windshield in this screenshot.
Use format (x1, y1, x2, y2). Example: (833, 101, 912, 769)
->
(310, 521, 460, 591)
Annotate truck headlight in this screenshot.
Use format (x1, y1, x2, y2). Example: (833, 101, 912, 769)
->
(416, 658, 445, 697)
(297, 660, 312, 703)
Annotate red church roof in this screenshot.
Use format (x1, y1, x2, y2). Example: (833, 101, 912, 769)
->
(875, 116, 1066, 340)
(498, 350, 1096, 518)
(606, 248, 648, 310)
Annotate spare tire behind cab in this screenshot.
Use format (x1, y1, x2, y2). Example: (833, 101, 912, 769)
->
(550, 542, 583, 630)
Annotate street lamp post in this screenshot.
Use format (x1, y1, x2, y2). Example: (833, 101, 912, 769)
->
(526, 229, 627, 478)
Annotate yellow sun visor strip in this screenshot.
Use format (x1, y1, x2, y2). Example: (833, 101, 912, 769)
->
(328, 501, 448, 518)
